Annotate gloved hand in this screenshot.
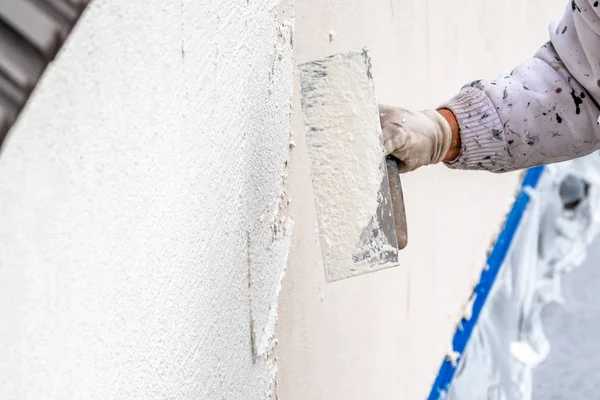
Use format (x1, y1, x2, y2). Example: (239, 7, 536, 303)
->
(379, 105, 454, 173)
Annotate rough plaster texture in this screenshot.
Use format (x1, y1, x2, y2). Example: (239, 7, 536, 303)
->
(276, 1, 565, 399)
(0, 0, 294, 399)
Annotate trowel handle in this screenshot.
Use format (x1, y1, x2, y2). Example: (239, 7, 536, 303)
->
(386, 157, 408, 250)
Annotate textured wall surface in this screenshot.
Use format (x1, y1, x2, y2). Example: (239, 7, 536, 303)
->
(277, 1, 564, 399)
(0, 0, 294, 399)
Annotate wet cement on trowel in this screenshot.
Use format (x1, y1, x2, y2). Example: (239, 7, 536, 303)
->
(298, 48, 399, 282)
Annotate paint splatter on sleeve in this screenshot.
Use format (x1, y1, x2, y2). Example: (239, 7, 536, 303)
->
(443, 0, 600, 173)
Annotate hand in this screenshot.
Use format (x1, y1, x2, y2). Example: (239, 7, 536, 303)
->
(379, 105, 458, 173)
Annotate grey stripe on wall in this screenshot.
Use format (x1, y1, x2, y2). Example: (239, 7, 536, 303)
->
(0, 0, 90, 148)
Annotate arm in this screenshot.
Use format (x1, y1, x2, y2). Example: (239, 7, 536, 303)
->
(443, 0, 600, 172)
(381, 0, 600, 173)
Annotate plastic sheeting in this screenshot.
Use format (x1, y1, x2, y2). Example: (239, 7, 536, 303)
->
(447, 153, 600, 400)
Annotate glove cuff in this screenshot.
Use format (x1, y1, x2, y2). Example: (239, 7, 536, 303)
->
(423, 109, 452, 165)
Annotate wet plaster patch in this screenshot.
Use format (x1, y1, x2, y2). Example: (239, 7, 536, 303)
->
(248, 217, 294, 360)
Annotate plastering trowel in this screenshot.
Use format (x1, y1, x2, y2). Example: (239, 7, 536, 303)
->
(298, 48, 408, 283)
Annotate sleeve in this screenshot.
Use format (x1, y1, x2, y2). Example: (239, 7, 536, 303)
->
(443, 0, 600, 173)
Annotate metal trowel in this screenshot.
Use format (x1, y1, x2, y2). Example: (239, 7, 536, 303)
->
(298, 48, 408, 283)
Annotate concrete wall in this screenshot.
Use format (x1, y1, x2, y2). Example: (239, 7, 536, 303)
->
(0, 1, 294, 398)
(276, 0, 564, 399)
(0, 0, 564, 399)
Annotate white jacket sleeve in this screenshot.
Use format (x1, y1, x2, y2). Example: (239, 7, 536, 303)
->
(443, 1, 600, 173)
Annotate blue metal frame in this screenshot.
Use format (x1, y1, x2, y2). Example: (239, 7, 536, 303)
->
(427, 166, 546, 399)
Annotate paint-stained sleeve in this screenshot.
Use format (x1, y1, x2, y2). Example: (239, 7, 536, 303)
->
(443, 0, 600, 173)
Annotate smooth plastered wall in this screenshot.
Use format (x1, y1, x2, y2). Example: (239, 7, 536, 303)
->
(0, 0, 294, 398)
(276, 0, 564, 399)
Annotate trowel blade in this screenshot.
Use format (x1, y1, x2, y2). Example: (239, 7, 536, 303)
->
(298, 48, 400, 282)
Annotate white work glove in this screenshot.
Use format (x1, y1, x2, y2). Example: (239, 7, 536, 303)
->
(379, 105, 453, 173)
